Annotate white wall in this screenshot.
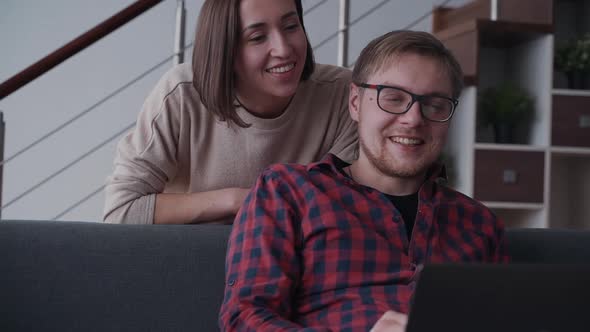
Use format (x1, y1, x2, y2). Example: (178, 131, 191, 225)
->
(0, 0, 469, 221)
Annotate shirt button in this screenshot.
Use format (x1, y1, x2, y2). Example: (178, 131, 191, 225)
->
(228, 279, 235, 286)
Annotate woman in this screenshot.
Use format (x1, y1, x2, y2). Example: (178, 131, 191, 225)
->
(104, 0, 357, 224)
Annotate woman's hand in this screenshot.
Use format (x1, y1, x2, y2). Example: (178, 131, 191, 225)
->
(370, 310, 408, 332)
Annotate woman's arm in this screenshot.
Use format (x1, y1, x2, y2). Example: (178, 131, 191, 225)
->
(103, 66, 201, 225)
(154, 188, 250, 224)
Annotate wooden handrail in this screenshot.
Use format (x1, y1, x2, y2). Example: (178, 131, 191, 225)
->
(0, 0, 163, 100)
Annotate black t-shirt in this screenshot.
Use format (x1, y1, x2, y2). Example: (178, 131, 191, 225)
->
(385, 192, 419, 239)
(338, 160, 419, 239)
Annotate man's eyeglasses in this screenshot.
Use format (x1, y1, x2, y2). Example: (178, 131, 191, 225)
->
(354, 82, 459, 123)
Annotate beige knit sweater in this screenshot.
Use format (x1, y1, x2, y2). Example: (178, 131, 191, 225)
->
(104, 63, 357, 224)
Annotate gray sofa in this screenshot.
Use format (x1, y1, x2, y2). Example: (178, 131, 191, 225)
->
(1, 220, 589, 331)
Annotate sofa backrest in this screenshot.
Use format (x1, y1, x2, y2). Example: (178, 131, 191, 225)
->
(1, 220, 589, 332)
(0, 220, 231, 332)
(506, 227, 590, 264)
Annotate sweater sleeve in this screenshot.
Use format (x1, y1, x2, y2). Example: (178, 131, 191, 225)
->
(103, 78, 182, 224)
(328, 109, 357, 163)
(219, 169, 331, 332)
(326, 71, 357, 163)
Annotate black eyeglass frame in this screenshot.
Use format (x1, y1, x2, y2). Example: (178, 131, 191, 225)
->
(354, 82, 459, 123)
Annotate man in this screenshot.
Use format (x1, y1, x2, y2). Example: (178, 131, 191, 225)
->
(219, 30, 507, 332)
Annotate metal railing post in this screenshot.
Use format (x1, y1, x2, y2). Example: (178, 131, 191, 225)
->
(491, 0, 498, 20)
(0, 112, 4, 218)
(337, 0, 350, 67)
(173, 0, 186, 65)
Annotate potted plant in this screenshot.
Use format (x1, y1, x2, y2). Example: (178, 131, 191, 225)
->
(478, 82, 534, 144)
(555, 34, 590, 89)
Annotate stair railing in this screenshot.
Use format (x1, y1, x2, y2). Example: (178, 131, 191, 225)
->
(0, 0, 164, 100)
(0, 0, 165, 215)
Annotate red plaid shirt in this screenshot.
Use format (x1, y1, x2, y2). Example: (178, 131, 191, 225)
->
(219, 154, 507, 331)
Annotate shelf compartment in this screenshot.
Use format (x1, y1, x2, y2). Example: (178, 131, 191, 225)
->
(554, 0, 590, 41)
(549, 154, 590, 229)
(473, 149, 545, 203)
(552, 94, 590, 147)
(433, 0, 553, 33)
(435, 20, 553, 85)
(553, 0, 590, 90)
(474, 33, 553, 147)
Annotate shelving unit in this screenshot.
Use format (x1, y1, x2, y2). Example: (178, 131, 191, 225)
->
(433, 0, 590, 229)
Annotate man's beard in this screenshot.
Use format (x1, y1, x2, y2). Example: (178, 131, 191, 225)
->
(359, 135, 434, 179)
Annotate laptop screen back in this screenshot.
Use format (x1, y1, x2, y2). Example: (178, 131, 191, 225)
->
(406, 264, 590, 332)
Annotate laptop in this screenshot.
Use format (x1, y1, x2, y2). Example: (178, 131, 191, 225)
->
(406, 264, 590, 332)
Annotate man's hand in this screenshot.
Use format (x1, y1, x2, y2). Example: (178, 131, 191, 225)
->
(370, 310, 408, 332)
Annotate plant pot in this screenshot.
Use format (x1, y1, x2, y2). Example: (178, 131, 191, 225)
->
(493, 123, 515, 144)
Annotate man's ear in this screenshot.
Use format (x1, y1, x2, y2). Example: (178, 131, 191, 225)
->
(349, 82, 360, 122)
